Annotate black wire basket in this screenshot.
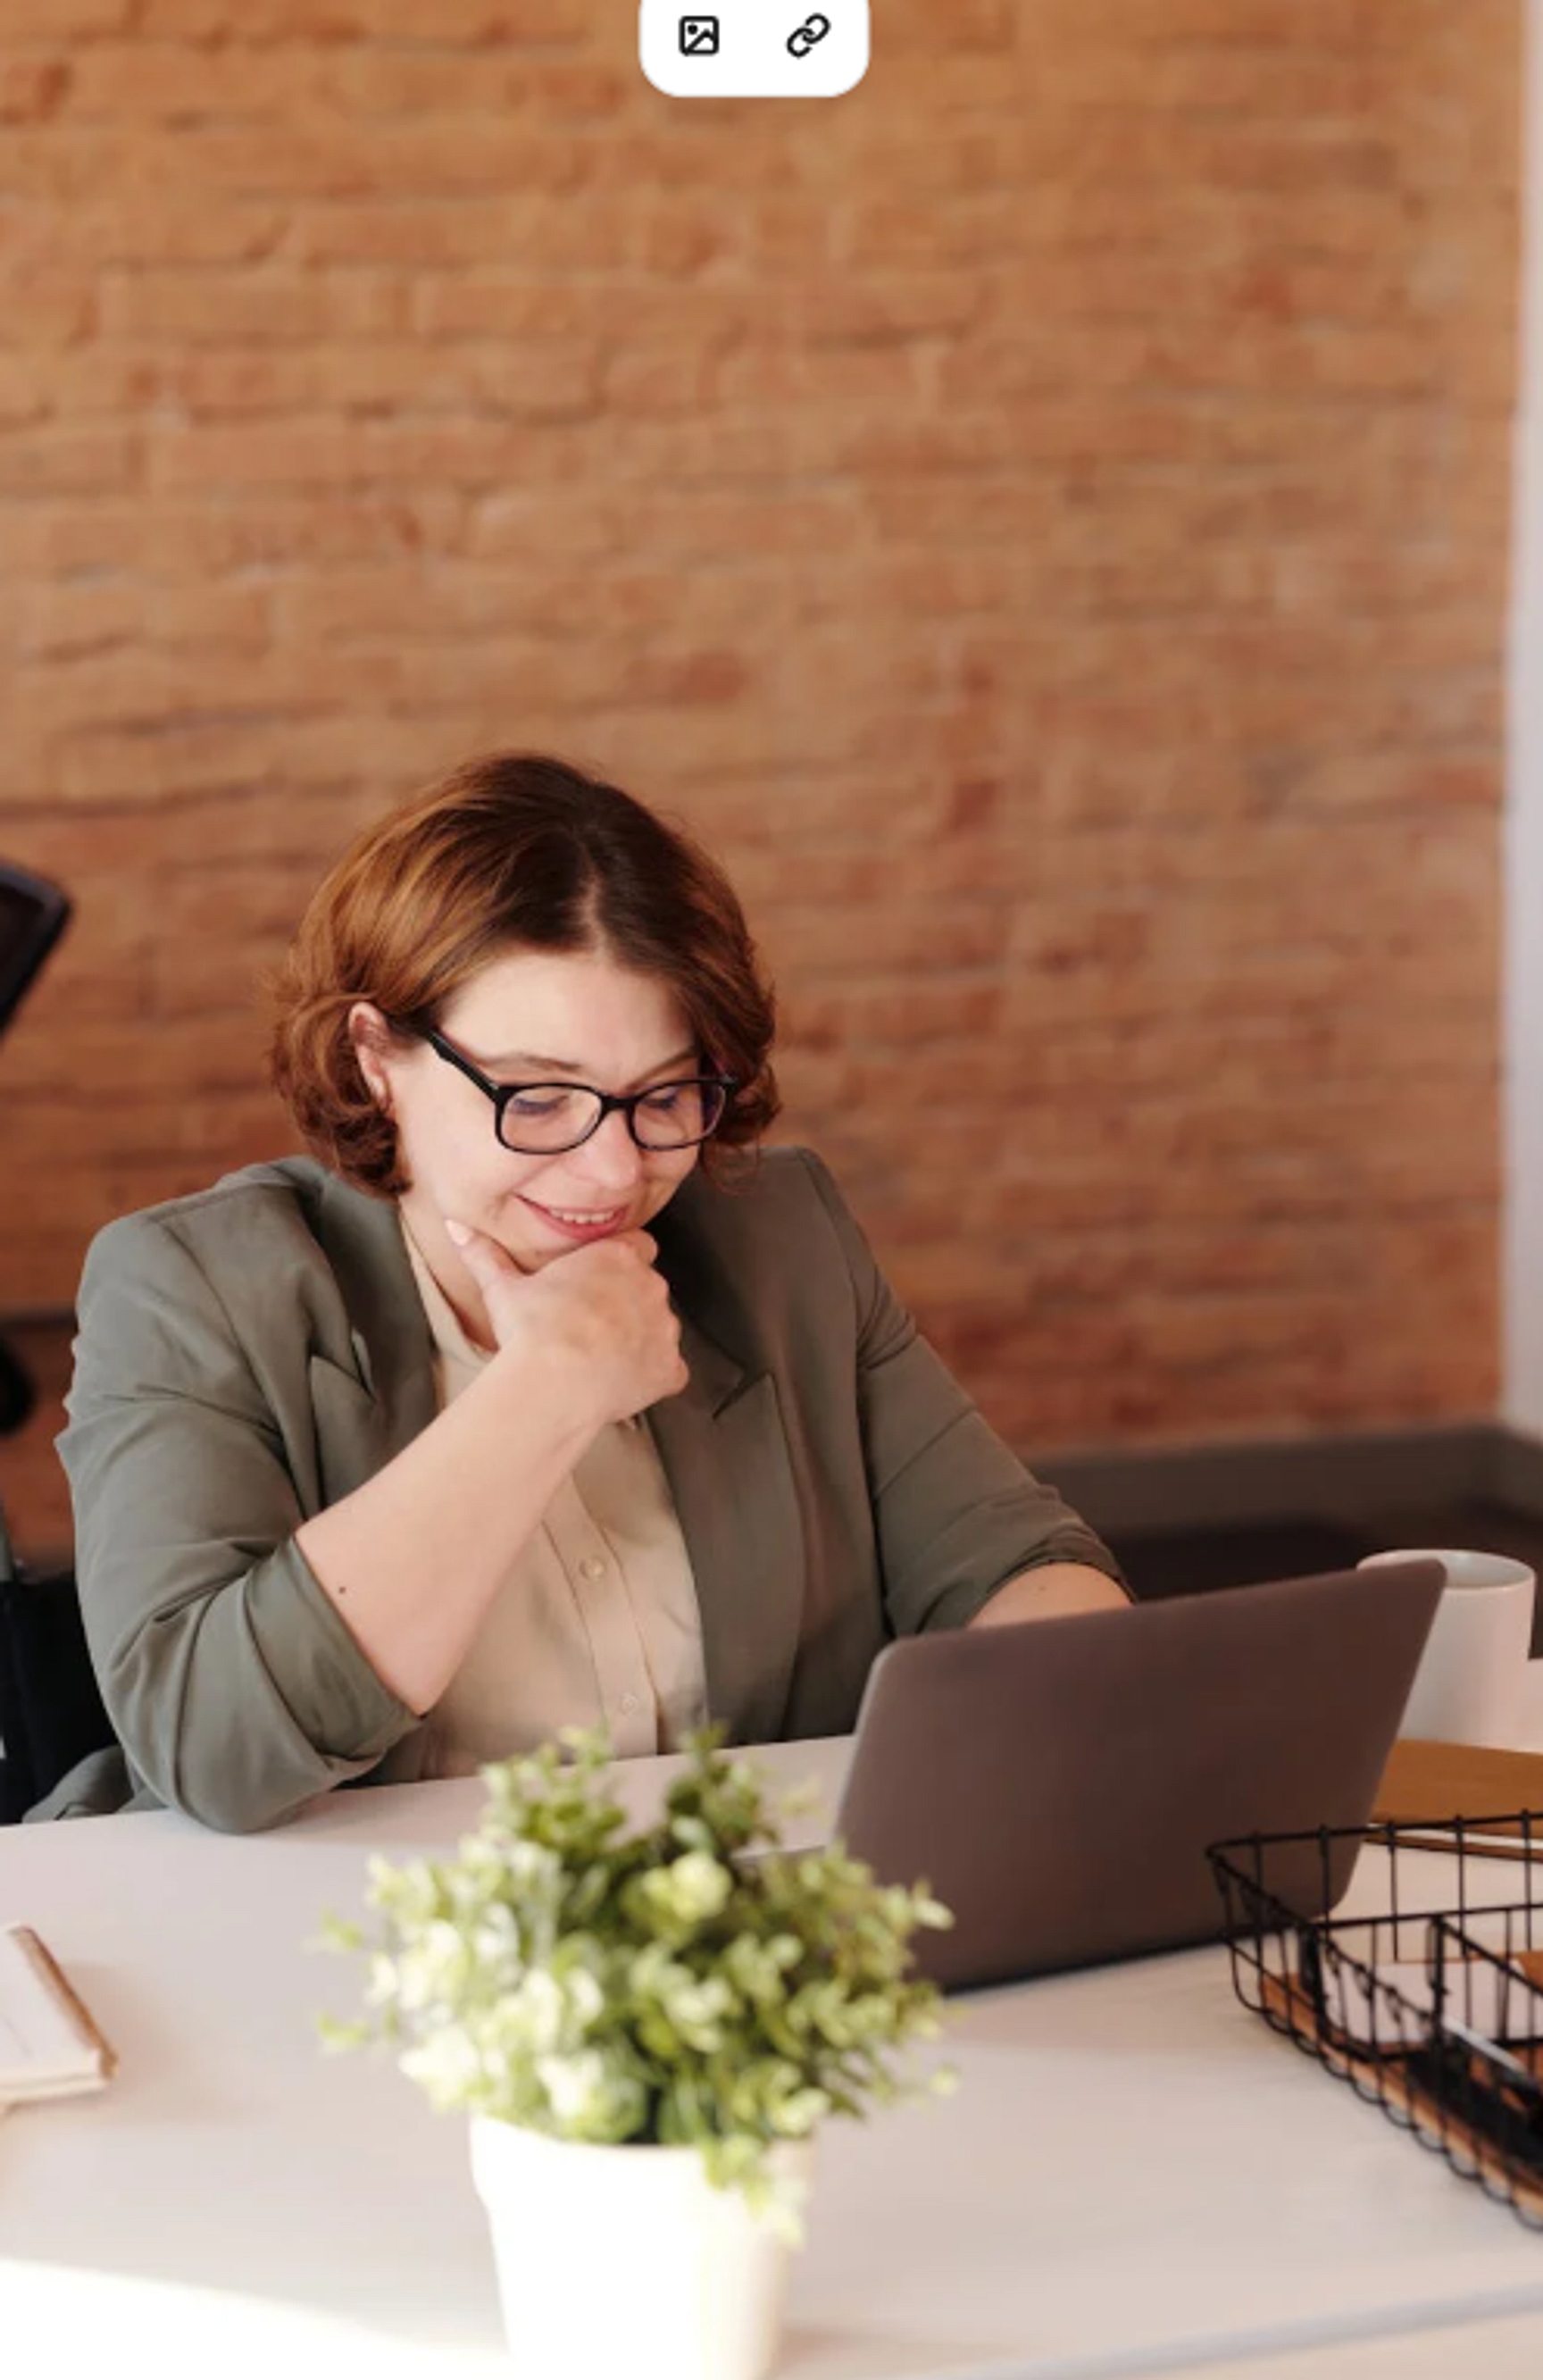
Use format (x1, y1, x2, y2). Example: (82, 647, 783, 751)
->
(1209, 1812, 1543, 2226)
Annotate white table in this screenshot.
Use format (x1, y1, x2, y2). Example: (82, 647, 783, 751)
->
(1178, 2313, 1543, 2380)
(6, 1735, 1543, 2380)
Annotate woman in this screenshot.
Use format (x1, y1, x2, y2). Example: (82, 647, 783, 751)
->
(47, 754, 1126, 1830)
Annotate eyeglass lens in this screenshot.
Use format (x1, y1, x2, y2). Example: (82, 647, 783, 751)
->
(497, 1081, 726, 1154)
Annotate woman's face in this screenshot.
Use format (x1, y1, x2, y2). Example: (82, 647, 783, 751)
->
(352, 946, 705, 1308)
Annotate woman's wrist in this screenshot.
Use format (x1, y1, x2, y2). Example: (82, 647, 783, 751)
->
(483, 1328, 608, 1456)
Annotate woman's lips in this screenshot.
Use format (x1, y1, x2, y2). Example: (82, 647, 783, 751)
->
(520, 1198, 630, 1246)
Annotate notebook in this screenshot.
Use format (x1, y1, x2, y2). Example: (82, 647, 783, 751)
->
(0, 1925, 117, 2106)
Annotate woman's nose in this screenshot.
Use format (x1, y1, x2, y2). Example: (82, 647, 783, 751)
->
(566, 1106, 646, 1189)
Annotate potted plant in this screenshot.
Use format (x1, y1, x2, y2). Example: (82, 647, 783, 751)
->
(321, 1728, 953, 2380)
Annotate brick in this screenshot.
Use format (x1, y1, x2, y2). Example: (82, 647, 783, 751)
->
(65, 42, 300, 119)
(16, 580, 147, 660)
(65, 199, 287, 266)
(280, 557, 787, 648)
(46, 346, 319, 417)
(144, 415, 590, 489)
(1, 1015, 267, 1102)
(2, 491, 459, 574)
(99, 268, 408, 344)
(319, 338, 601, 418)
(292, 201, 530, 269)
(480, 489, 858, 565)
(841, 196, 1045, 271)
(0, 356, 50, 424)
(0, 261, 97, 346)
(315, 49, 631, 119)
(0, 0, 131, 29)
(0, 130, 144, 202)
(137, 0, 591, 37)
(712, 339, 929, 412)
(881, 0, 1013, 47)
(0, 59, 72, 122)
(791, 273, 983, 347)
(120, 122, 601, 201)
(0, 424, 140, 492)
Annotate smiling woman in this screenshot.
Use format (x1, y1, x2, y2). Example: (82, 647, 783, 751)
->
(43, 754, 1127, 1831)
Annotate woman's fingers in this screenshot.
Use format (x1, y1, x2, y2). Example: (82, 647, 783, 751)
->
(442, 1215, 512, 1274)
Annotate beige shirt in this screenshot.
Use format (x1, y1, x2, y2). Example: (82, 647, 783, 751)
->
(378, 1222, 708, 1781)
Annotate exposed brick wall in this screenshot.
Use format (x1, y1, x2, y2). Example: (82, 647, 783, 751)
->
(0, 1, 1521, 1528)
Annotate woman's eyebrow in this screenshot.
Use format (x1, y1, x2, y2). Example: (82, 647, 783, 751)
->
(480, 1044, 698, 1081)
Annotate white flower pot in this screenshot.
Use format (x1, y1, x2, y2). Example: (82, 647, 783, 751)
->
(469, 2116, 812, 2380)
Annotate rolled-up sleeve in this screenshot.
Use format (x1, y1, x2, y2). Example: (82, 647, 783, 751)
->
(59, 1213, 417, 1832)
(797, 1154, 1126, 1633)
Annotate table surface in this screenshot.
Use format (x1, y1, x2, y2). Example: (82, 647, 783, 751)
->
(9, 1716, 1543, 2380)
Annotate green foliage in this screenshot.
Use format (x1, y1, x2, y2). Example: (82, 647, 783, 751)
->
(321, 1728, 954, 2221)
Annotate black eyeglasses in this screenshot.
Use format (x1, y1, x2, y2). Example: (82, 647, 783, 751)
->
(406, 1023, 738, 1156)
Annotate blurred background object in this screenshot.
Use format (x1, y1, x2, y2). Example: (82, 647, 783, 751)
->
(0, 864, 71, 1440)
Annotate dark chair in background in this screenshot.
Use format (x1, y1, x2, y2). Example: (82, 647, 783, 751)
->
(0, 1507, 112, 1824)
(0, 860, 71, 1437)
(0, 860, 96, 1818)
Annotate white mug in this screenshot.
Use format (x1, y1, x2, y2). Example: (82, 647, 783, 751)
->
(1357, 1549, 1537, 1747)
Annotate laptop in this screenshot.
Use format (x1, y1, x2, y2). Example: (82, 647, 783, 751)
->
(832, 1560, 1445, 1993)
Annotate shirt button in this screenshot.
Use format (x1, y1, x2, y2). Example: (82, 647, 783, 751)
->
(580, 1557, 607, 1582)
(620, 1692, 641, 1716)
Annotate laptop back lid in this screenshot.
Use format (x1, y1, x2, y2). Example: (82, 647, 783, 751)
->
(835, 1561, 1444, 1993)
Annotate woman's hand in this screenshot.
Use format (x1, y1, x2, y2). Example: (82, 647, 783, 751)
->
(444, 1217, 688, 1425)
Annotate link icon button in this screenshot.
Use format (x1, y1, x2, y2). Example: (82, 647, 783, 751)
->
(787, 13, 831, 56)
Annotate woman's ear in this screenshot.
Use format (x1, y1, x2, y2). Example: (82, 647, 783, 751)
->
(347, 1001, 394, 1112)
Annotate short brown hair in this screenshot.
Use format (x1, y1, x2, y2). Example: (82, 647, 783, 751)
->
(268, 753, 780, 1197)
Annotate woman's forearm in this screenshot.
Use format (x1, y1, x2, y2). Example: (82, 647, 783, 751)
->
(295, 1340, 598, 1714)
